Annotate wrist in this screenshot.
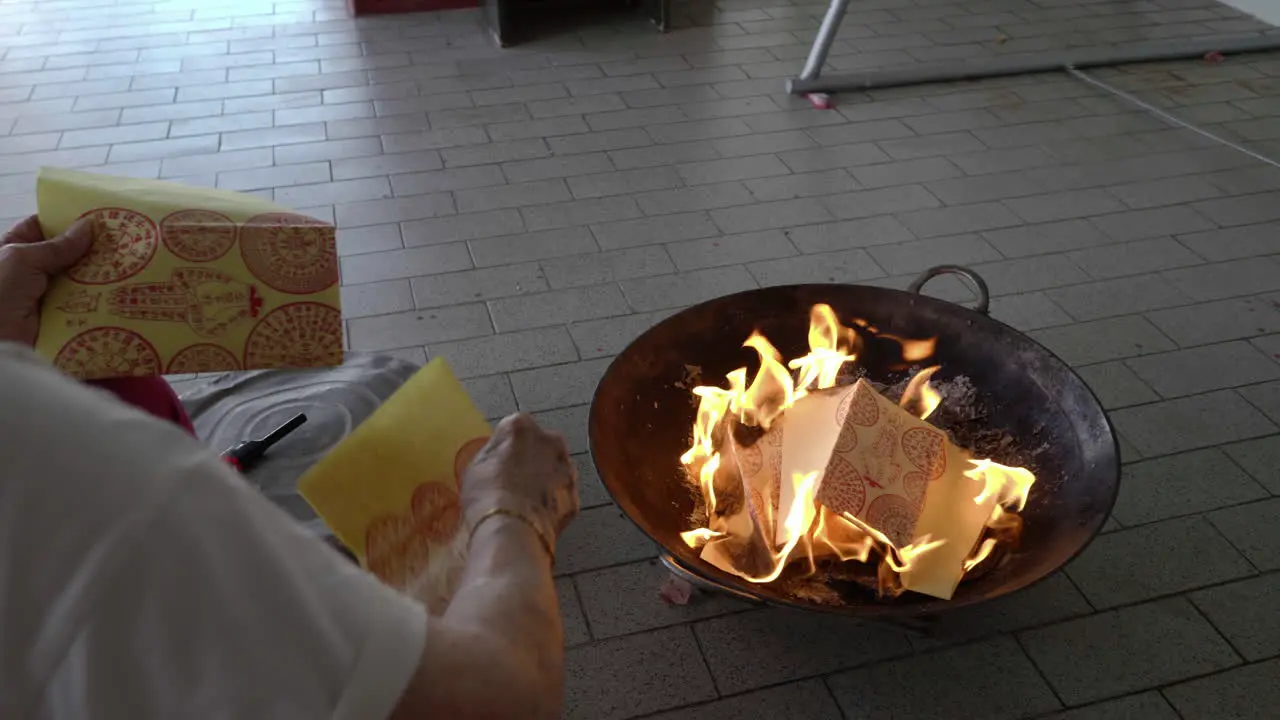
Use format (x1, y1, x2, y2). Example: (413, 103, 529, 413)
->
(464, 491, 558, 543)
(467, 506, 556, 567)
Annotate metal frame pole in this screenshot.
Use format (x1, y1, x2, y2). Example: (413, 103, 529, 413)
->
(787, 33, 1280, 96)
(796, 0, 852, 83)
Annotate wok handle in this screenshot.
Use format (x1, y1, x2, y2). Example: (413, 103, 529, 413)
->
(907, 265, 991, 315)
(659, 554, 764, 604)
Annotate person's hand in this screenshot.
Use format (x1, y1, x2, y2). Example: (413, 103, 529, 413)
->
(461, 413, 580, 549)
(0, 215, 94, 346)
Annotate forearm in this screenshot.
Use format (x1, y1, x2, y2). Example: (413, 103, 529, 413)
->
(395, 516, 562, 720)
(449, 515, 562, 681)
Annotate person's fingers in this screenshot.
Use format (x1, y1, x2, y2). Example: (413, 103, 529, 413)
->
(1, 215, 42, 246)
(9, 218, 94, 274)
(493, 412, 528, 441)
(545, 430, 570, 460)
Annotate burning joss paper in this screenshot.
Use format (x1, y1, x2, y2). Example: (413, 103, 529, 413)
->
(781, 380, 998, 599)
(680, 304, 1036, 601)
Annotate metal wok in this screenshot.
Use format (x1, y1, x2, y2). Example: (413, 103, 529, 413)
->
(588, 266, 1119, 621)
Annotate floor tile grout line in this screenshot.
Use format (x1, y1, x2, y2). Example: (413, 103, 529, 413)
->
(1021, 690, 1172, 720)
(686, 616, 724, 699)
(1198, 505, 1271, 576)
(560, 560, 1279, 657)
(1012, 631, 1070, 712)
(564, 574, 597, 644)
(1182, 587, 1251, 668)
(820, 674, 850, 720)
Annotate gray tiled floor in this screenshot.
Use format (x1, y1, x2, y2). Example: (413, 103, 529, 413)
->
(4, 0, 1280, 718)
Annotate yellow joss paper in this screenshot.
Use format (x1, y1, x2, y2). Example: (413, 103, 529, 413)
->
(298, 358, 491, 609)
(34, 167, 342, 380)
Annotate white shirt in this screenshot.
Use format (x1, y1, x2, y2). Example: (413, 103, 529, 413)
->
(0, 344, 426, 719)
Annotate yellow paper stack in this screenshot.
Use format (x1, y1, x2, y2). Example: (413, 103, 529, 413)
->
(298, 358, 491, 612)
(34, 168, 342, 379)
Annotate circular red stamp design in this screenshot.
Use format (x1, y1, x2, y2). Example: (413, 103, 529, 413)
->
(54, 326, 161, 380)
(401, 533, 433, 587)
(242, 302, 343, 369)
(365, 514, 413, 561)
(67, 208, 158, 285)
(239, 212, 337, 294)
(901, 427, 947, 479)
(366, 553, 407, 589)
(768, 445, 783, 480)
(816, 455, 867, 517)
(902, 470, 928, 507)
(166, 343, 240, 374)
(766, 422, 784, 447)
(453, 437, 489, 488)
(736, 442, 764, 478)
(410, 482, 462, 544)
(871, 426, 900, 460)
(160, 209, 237, 262)
(364, 513, 417, 588)
(837, 386, 880, 428)
(866, 494, 918, 548)
(749, 486, 768, 524)
(833, 421, 859, 454)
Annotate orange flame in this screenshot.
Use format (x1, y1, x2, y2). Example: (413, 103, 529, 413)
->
(735, 332, 796, 430)
(680, 527, 723, 548)
(790, 304, 858, 391)
(900, 365, 942, 420)
(880, 333, 936, 362)
(679, 304, 1033, 595)
(745, 472, 819, 583)
(966, 459, 1035, 511)
(962, 538, 998, 571)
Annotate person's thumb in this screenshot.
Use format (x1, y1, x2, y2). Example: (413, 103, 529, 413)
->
(18, 218, 95, 274)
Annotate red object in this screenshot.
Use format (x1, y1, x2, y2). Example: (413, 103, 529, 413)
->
(89, 376, 196, 435)
(346, 0, 476, 15)
(1204, 51, 1225, 63)
(658, 575, 693, 605)
(807, 93, 833, 110)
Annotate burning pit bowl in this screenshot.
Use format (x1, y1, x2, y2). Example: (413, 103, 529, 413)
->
(588, 266, 1120, 622)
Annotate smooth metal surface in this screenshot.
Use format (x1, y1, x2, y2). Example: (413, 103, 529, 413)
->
(798, 0, 851, 81)
(589, 269, 1120, 620)
(660, 553, 763, 604)
(786, 33, 1280, 94)
(907, 265, 991, 316)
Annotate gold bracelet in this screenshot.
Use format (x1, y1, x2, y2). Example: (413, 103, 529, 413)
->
(468, 507, 556, 565)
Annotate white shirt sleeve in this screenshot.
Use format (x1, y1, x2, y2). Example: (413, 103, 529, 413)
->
(0, 344, 427, 720)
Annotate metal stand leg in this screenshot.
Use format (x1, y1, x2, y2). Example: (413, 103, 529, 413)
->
(788, 33, 1280, 96)
(791, 0, 852, 90)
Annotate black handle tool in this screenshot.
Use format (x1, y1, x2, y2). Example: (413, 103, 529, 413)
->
(221, 413, 308, 472)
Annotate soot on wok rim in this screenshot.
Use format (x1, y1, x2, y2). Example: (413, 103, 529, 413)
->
(588, 266, 1120, 620)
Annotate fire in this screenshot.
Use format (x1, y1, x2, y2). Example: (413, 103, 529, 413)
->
(752, 471, 819, 584)
(679, 304, 1037, 598)
(899, 365, 942, 420)
(736, 332, 796, 429)
(790, 304, 858, 391)
(967, 459, 1035, 511)
(963, 538, 998, 572)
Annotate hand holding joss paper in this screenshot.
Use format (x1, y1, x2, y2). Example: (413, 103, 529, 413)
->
(34, 168, 342, 379)
(0, 215, 93, 346)
(462, 413, 581, 559)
